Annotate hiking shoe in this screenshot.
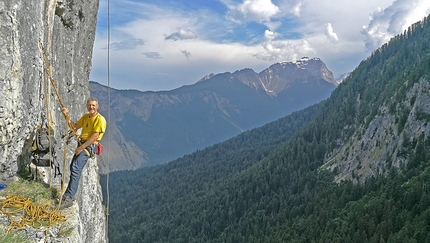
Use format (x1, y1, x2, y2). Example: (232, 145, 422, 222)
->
(60, 196, 74, 210)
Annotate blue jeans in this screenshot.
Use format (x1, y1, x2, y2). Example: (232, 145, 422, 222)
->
(64, 144, 95, 198)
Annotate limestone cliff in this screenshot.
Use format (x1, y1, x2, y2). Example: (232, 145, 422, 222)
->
(322, 78, 430, 184)
(0, 0, 106, 242)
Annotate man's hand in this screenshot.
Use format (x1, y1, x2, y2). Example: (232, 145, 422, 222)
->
(75, 146, 84, 156)
(62, 108, 78, 131)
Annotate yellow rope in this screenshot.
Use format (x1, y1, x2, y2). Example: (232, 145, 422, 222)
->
(39, 41, 77, 208)
(42, 59, 54, 186)
(0, 194, 66, 232)
(39, 41, 80, 139)
(106, 0, 111, 234)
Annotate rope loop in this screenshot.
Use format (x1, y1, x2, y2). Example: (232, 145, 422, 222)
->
(0, 194, 66, 232)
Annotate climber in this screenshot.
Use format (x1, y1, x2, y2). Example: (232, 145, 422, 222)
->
(60, 97, 107, 209)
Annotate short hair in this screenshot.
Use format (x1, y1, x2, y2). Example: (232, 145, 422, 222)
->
(87, 97, 98, 104)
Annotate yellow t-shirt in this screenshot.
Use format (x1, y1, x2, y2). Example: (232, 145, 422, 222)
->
(76, 113, 106, 141)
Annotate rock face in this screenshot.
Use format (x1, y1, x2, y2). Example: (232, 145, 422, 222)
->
(235, 57, 336, 96)
(322, 78, 430, 183)
(0, 0, 106, 242)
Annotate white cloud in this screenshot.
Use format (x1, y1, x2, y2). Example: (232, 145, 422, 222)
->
(361, 0, 430, 51)
(325, 23, 339, 43)
(274, 0, 303, 17)
(227, 0, 280, 23)
(165, 29, 198, 41)
(253, 30, 314, 61)
(292, 2, 302, 16)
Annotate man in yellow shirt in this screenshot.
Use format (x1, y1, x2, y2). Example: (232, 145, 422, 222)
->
(61, 97, 106, 209)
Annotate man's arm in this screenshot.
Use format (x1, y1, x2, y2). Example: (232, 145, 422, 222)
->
(62, 108, 81, 131)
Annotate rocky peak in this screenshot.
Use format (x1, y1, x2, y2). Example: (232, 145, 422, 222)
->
(233, 57, 336, 96)
(198, 73, 216, 82)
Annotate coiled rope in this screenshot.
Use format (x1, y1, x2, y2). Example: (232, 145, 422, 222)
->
(0, 194, 66, 232)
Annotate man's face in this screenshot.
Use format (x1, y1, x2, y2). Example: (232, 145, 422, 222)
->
(87, 100, 99, 116)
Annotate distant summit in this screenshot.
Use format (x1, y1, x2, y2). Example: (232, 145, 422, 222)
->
(190, 57, 336, 101)
(91, 57, 337, 171)
(228, 57, 336, 97)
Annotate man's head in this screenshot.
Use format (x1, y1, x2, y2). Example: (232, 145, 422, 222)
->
(86, 97, 99, 117)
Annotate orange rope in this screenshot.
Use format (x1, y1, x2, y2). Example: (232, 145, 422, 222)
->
(0, 194, 66, 232)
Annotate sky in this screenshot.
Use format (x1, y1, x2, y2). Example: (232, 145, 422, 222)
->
(89, 0, 430, 92)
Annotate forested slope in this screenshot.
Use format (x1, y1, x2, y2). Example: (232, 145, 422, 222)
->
(103, 15, 430, 243)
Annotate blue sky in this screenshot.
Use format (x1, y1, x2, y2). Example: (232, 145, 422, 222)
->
(90, 0, 430, 91)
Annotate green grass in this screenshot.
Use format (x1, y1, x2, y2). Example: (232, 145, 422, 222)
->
(0, 179, 63, 240)
(57, 223, 75, 238)
(0, 180, 57, 204)
(0, 228, 31, 243)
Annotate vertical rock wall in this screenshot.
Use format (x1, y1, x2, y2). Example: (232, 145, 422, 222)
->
(0, 0, 106, 242)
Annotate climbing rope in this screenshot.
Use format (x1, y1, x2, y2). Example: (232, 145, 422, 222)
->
(39, 42, 80, 139)
(106, 0, 112, 236)
(0, 194, 66, 232)
(42, 54, 55, 187)
(39, 41, 77, 208)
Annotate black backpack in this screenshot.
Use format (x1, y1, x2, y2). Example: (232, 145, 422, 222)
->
(31, 124, 56, 167)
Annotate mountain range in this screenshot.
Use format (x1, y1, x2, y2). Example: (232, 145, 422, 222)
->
(91, 57, 337, 172)
(103, 16, 430, 242)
